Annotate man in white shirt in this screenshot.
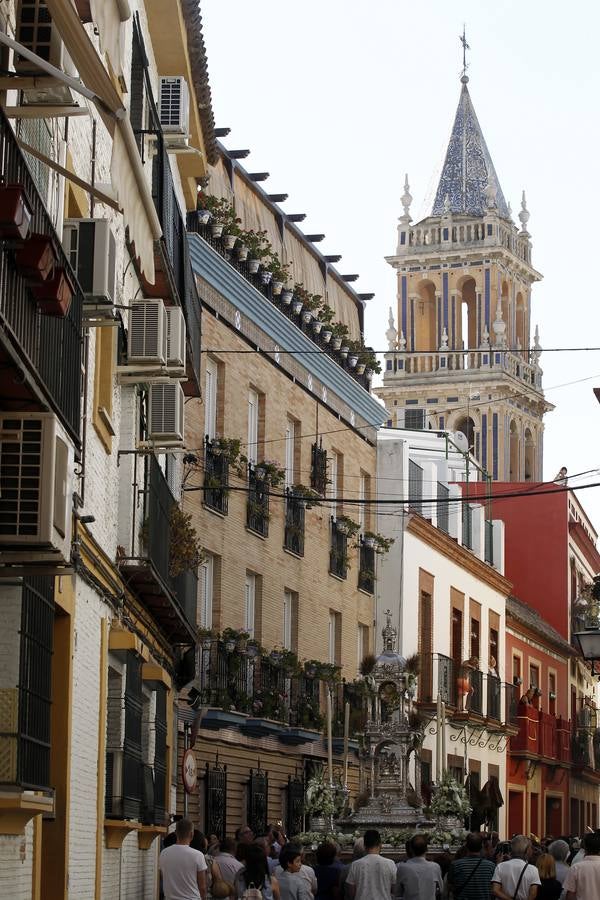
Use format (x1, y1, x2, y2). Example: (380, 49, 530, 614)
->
(346, 829, 396, 900)
(564, 831, 600, 900)
(159, 818, 207, 900)
(491, 835, 540, 900)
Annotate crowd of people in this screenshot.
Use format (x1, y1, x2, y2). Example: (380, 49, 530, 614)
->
(158, 820, 600, 900)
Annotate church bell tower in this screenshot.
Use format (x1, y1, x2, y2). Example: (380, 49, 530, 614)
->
(376, 73, 552, 482)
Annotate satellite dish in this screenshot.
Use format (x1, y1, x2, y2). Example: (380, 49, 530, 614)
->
(452, 431, 469, 452)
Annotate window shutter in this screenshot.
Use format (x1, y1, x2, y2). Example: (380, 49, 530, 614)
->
(283, 590, 292, 650)
(244, 574, 255, 637)
(198, 556, 213, 629)
(153, 685, 167, 824)
(285, 419, 295, 489)
(247, 390, 259, 465)
(204, 359, 217, 441)
(122, 652, 143, 819)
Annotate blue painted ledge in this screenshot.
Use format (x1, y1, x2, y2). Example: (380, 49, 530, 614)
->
(201, 708, 248, 730)
(240, 717, 286, 738)
(189, 233, 388, 429)
(279, 727, 321, 746)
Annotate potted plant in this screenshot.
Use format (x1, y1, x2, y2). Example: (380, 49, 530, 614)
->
(254, 459, 286, 486)
(243, 229, 272, 273)
(346, 339, 361, 368)
(360, 346, 382, 375)
(305, 766, 338, 830)
(291, 484, 322, 509)
(16, 233, 56, 281)
(199, 194, 238, 239)
(32, 267, 75, 317)
(281, 287, 294, 304)
(198, 627, 217, 651)
(330, 322, 349, 351)
(335, 515, 360, 539)
(210, 437, 249, 479)
(0, 182, 32, 240)
(266, 254, 292, 296)
(292, 298, 303, 316)
(168, 505, 204, 577)
(362, 532, 395, 555)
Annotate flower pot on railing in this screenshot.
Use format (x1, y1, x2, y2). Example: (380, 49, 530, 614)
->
(292, 300, 303, 315)
(365, 367, 373, 380)
(331, 337, 342, 351)
(254, 466, 266, 480)
(15, 233, 56, 281)
(197, 209, 211, 225)
(322, 329, 332, 343)
(301, 310, 313, 325)
(237, 244, 248, 261)
(348, 354, 358, 368)
(248, 258, 260, 274)
(356, 363, 366, 375)
(210, 223, 224, 238)
(32, 267, 74, 317)
(223, 232, 237, 250)
(312, 319, 323, 335)
(363, 535, 375, 549)
(336, 520, 349, 535)
(272, 280, 284, 295)
(259, 270, 272, 286)
(281, 289, 293, 305)
(0, 183, 32, 240)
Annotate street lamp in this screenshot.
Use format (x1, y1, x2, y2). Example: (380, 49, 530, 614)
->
(573, 629, 600, 662)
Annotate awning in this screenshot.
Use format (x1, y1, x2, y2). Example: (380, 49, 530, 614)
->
(45, 0, 160, 282)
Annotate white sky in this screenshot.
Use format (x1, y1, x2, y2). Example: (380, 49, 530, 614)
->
(201, 0, 600, 531)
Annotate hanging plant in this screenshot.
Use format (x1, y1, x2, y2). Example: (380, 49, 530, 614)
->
(335, 515, 361, 539)
(361, 531, 395, 555)
(254, 459, 286, 486)
(291, 484, 322, 508)
(169, 505, 204, 577)
(210, 437, 248, 478)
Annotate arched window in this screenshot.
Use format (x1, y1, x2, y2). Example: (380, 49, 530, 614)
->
(415, 281, 437, 364)
(524, 428, 535, 481)
(501, 281, 510, 345)
(509, 420, 520, 481)
(455, 416, 476, 455)
(515, 292, 526, 355)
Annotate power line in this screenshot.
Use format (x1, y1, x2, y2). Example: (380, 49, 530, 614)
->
(200, 346, 600, 355)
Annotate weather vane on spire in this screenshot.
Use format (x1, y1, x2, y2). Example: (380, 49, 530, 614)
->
(460, 25, 470, 80)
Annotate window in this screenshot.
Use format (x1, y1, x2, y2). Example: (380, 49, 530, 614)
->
(513, 655, 521, 684)
(328, 451, 340, 514)
(358, 472, 370, 531)
(284, 418, 296, 489)
(470, 617, 480, 660)
(530, 664, 540, 709)
(204, 358, 218, 441)
(310, 440, 328, 495)
(247, 389, 259, 465)
(489, 628, 499, 673)
(245, 572, 256, 638)
(405, 408, 426, 430)
(198, 555, 214, 629)
(549, 671, 556, 716)
(283, 590, 297, 651)
(328, 611, 341, 665)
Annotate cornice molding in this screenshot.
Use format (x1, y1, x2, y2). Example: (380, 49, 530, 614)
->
(406, 514, 513, 595)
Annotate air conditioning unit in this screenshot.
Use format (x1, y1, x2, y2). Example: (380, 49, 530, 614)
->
(15, 0, 75, 105)
(63, 218, 117, 305)
(128, 300, 168, 366)
(0, 412, 74, 563)
(148, 382, 185, 446)
(166, 306, 186, 368)
(159, 76, 190, 148)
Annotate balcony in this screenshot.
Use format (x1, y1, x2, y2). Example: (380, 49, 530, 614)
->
(329, 518, 348, 579)
(418, 653, 512, 726)
(284, 490, 305, 556)
(247, 467, 269, 537)
(358, 540, 375, 594)
(196, 641, 324, 734)
(204, 438, 229, 515)
(187, 215, 371, 391)
(384, 348, 543, 394)
(118, 456, 198, 643)
(131, 18, 201, 397)
(511, 705, 571, 765)
(0, 109, 82, 446)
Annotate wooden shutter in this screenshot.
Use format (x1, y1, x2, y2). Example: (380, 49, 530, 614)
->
(204, 358, 217, 440)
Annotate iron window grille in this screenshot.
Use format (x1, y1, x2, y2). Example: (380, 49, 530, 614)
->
(286, 775, 305, 837)
(329, 518, 348, 579)
(284, 489, 305, 556)
(247, 466, 269, 536)
(204, 436, 229, 514)
(310, 440, 328, 495)
(247, 767, 268, 836)
(205, 761, 227, 840)
(358, 539, 375, 594)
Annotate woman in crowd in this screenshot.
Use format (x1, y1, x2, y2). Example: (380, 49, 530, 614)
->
(535, 853, 563, 900)
(312, 842, 342, 900)
(235, 843, 280, 899)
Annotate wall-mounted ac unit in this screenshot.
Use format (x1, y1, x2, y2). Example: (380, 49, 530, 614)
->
(15, 0, 75, 104)
(166, 306, 186, 368)
(63, 218, 117, 305)
(0, 412, 74, 563)
(159, 76, 190, 148)
(128, 300, 168, 366)
(148, 382, 184, 446)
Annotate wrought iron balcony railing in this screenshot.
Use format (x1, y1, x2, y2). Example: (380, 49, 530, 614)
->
(358, 540, 375, 594)
(118, 456, 198, 643)
(329, 518, 348, 579)
(204, 437, 229, 514)
(247, 466, 270, 537)
(0, 108, 82, 445)
(284, 490, 305, 556)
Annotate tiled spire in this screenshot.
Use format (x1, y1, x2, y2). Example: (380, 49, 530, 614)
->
(430, 77, 510, 219)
